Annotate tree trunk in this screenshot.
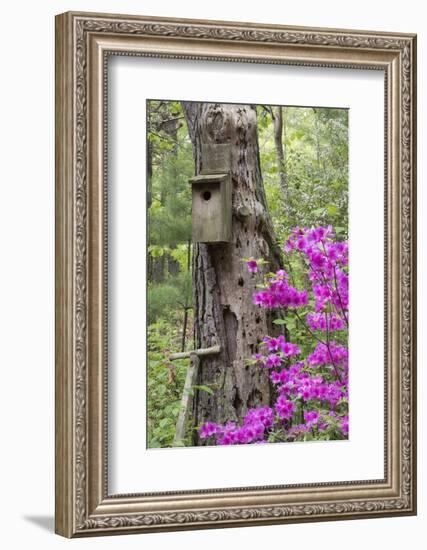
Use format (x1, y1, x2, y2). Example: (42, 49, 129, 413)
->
(182, 102, 282, 444)
(181, 238, 192, 352)
(151, 255, 165, 283)
(167, 254, 179, 276)
(272, 106, 287, 194)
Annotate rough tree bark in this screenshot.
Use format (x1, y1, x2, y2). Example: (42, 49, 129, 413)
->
(182, 102, 282, 444)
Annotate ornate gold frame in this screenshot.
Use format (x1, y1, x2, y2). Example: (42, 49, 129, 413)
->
(55, 11, 417, 537)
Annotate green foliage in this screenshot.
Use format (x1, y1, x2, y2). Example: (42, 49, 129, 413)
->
(148, 146, 193, 247)
(147, 101, 196, 448)
(147, 100, 193, 326)
(258, 106, 349, 242)
(147, 271, 192, 324)
(147, 318, 189, 448)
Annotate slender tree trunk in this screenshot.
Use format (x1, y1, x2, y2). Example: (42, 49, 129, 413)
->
(167, 255, 180, 276)
(152, 255, 165, 283)
(181, 239, 192, 352)
(183, 102, 282, 444)
(147, 139, 153, 209)
(272, 106, 287, 195)
(147, 134, 154, 282)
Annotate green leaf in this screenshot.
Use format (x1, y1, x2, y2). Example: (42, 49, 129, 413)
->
(326, 204, 339, 216)
(312, 207, 325, 216)
(273, 319, 287, 325)
(285, 318, 296, 330)
(159, 418, 171, 429)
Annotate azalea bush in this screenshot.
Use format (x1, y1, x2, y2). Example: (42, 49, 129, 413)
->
(199, 225, 349, 445)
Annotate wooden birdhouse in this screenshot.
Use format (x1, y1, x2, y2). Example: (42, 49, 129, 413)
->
(189, 143, 232, 243)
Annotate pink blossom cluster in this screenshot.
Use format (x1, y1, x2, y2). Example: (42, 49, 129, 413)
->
(275, 395, 296, 419)
(252, 335, 301, 368)
(286, 412, 348, 440)
(286, 226, 349, 320)
(246, 259, 258, 273)
(284, 225, 335, 252)
(312, 271, 348, 313)
(200, 348, 348, 445)
(271, 363, 347, 408)
(198, 226, 349, 445)
(199, 406, 274, 445)
(307, 341, 348, 373)
(304, 410, 320, 426)
(306, 312, 345, 331)
(253, 270, 308, 309)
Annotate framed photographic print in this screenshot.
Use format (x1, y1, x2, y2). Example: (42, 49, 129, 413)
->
(55, 11, 417, 537)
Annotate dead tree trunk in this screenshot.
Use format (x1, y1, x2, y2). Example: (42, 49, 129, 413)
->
(183, 102, 282, 444)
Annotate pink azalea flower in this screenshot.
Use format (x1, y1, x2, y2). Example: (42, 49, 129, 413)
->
(246, 260, 258, 273)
